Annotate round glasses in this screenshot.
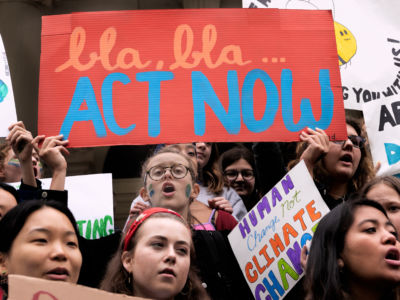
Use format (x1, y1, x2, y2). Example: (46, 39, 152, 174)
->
(224, 169, 255, 181)
(146, 164, 189, 181)
(332, 135, 366, 149)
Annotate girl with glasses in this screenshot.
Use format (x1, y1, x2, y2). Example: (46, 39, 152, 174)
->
(195, 142, 247, 221)
(122, 148, 252, 299)
(220, 146, 261, 211)
(289, 116, 374, 209)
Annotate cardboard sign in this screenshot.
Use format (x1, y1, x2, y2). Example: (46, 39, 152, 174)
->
(363, 97, 400, 176)
(228, 160, 330, 299)
(11, 173, 114, 239)
(39, 9, 346, 147)
(243, 0, 400, 111)
(0, 34, 17, 137)
(8, 275, 144, 300)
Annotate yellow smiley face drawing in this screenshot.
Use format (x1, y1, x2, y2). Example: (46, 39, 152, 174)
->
(334, 21, 357, 66)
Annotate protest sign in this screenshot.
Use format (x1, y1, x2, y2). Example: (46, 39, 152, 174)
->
(363, 96, 400, 176)
(0, 34, 17, 137)
(39, 9, 346, 147)
(8, 275, 144, 300)
(243, 0, 400, 111)
(228, 160, 330, 299)
(11, 173, 114, 239)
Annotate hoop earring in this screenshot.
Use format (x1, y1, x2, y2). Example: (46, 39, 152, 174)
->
(180, 279, 192, 296)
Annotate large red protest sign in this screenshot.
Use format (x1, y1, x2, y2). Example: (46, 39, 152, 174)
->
(39, 9, 346, 147)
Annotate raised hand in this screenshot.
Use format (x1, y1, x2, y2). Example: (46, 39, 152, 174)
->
(7, 121, 34, 164)
(32, 134, 69, 190)
(299, 127, 330, 177)
(208, 197, 233, 214)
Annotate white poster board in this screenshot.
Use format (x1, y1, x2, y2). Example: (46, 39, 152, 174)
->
(363, 97, 400, 176)
(228, 160, 330, 299)
(242, 0, 400, 111)
(11, 173, 114, 239)
(0, 34, 17, 136)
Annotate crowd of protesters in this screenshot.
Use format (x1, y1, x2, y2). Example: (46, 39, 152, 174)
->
(1, 114, 400, 300)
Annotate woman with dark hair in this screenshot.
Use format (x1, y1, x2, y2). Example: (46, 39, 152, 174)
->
(288, 116, 374, 209)
(195, 142, 247, 220)
(305, 199, 400, 300)
(101, 207, 208, 300)
(220, 146, 260, 211)
(0, 183, 18, 220)
(360, 175, 400, 232)
(0, 200, 82, 296)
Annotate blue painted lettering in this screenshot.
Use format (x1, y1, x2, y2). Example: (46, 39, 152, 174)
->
(102, 72, 136, 135)
(60, 77, 106, 139)
(247, 216, 280, 251)
(242, 69, 279, 132)
(192, 70, 241, 136)
(136, 71, 174, 137)
(262, 270, 285, 300)
(281, 69, 334, 131)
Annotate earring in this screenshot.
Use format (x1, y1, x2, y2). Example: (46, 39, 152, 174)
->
(125, 271, 133, 287)
(0, 270, 8, 286)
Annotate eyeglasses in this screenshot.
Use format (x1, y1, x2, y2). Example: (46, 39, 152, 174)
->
(224, 169, 255, 181)
(146, 164, 189, 181)
(332, 135, 366, 149)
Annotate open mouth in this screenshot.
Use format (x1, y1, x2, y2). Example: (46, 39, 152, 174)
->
(339, 153, 353, 164)
(162, 182, 175, 196)
(386, 249, 400, 261)
(33, 167, 38, 178)
(46, 268, 69, 280)
(385, 248, 400, 267)
(159, 268, 176, 277)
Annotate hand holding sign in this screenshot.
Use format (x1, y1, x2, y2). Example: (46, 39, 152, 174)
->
(6, 121, 37, 187)
(7, 121, 34, 163)
(32, 135, 69, 173)
(32, 134, 69, 191)
(299, 127, 330, 176)
(208, 197, 233, 214)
